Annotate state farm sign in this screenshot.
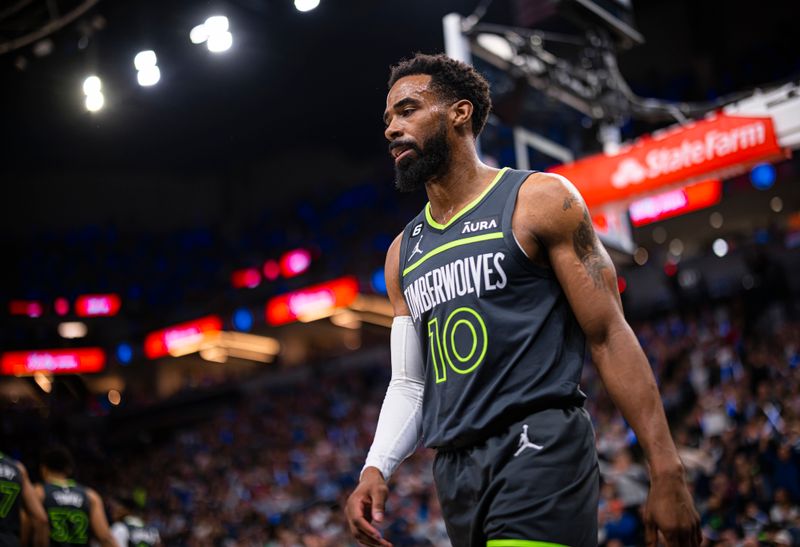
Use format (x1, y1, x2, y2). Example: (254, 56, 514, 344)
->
(550, 114, 784, 208)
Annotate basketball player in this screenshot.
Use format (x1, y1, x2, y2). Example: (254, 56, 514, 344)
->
(109, 499, 160, 547)
(345, 53, 701, 547)
(34, 446, 117, 547)
(0, 451, 48, 547)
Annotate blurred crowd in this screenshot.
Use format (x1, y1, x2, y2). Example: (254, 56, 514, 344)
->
(38, 299, 788, 546)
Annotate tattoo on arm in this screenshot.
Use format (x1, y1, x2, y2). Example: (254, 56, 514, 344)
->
(572, 208, 609, 290)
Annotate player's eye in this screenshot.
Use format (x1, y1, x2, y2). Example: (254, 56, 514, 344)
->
(401, 108, 415, 117)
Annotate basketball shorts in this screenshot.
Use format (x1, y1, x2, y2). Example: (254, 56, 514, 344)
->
(432, 406, 599, 547)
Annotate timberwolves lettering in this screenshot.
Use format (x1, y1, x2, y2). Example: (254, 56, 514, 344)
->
(404, 252, 507, 321)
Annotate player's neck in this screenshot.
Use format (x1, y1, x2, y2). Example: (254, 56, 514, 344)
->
(424, 143, 497, 226)
(45, 472, 70, 485)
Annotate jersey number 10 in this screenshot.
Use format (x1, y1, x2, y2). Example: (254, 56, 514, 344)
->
(427, 306, 488, 384)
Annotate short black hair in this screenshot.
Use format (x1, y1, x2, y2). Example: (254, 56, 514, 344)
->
(388, 53, 492, 137)
(41, 444, 74, 475)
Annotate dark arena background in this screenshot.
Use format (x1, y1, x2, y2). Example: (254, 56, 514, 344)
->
(2, 0, 800, 545)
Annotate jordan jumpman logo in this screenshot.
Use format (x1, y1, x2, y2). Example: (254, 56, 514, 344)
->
(408, 234, 424, 261)
(513, 424, 543, 456)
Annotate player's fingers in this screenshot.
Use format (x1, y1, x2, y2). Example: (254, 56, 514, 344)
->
(677, 522, 701, 547)
(345, 496, 381, 544)
(644, 520, 657, 547)
(353, 528, 390, 547)
(353, 520, 392, 547)
(351, 513, 390, 547)
(369, 484, 389, 523)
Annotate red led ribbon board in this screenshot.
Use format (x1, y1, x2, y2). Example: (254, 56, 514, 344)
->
(549, 114, 782, 208)
(628, 178, 722, 227)
(266, 276, 359, 326)
(1, 348, 106, 375)
(144, 315, 223, 359)
(231, 268, 261, 289)
(8, 300, 43, 317)
(75, 294, 122, 317)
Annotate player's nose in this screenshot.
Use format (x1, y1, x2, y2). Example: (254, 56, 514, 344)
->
(384, 118, 403, 141)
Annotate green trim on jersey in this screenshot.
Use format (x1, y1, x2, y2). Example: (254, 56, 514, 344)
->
(46, 480, 77, 488)
(424, 167, 509, 230)
(487, 540, 571, 547)
(402, 232, 503, 276)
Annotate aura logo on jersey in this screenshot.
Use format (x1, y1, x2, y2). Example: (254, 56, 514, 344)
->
(403, 252, 507, 321)
(461, 217, 498, 234)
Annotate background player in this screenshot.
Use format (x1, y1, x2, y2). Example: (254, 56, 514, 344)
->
(0, 450, 48, 547)
(109, 498, 160, 547)
(346, 53, 701, 547)
(34, 446, 117, 547)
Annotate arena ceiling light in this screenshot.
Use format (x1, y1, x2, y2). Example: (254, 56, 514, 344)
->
(712, 238, 729, 258)
(190, 15, 232, 53)
(134, 50, 160, 87)
(82, 75, 104, 112)
(294, 0, 320, 12)
(58, 321, 88, 339)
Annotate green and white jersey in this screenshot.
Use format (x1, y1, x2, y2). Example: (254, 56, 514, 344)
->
(399, 168, 587, 449)
(43, 481, 90, 546)
(111, 516, 160, 547)
(0, 453, 23, 543)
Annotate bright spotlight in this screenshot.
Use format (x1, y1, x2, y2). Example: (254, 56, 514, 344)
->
(108, 389, 121, 406)
(207, 31, 233, 52)
(137, 65, 161, 87)
(294, 0, 320, 12)
(204, 15, 229, 33)
(190, 24, 209, 44)
(712, 238, 729, 258)
(134, 50, 157, 71)
(58, 321, 88, 339)
(82, 75, 102, 95)
(85, 92, 105, 112)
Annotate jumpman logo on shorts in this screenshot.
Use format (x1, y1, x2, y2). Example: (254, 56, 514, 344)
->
(513, 424, 543, 457)
(408, 235, 424, 261)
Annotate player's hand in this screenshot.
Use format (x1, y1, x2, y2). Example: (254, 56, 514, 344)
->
(643, 466, 701, 547)
(345, 467, 392, 547)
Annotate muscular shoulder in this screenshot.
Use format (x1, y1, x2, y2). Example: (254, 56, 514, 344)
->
(385, 232, 403, 274)
(14, 460, 29, 479)
(516, 171, 588, 246)
(385, 232, 410, 317)
(86, 487, 102, 506)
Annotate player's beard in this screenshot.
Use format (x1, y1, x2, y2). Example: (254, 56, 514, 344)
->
(393, 118, 451, 193)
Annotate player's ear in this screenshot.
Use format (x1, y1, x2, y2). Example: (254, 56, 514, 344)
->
(450, 99, 473, 132)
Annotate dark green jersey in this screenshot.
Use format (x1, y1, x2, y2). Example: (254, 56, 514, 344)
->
(399, 168, 587, 448)
(43, 482, 90, 546)
(0, 453, 23, 545)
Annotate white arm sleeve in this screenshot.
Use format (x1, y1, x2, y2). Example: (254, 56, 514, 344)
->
(362, 315, 425, 480)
